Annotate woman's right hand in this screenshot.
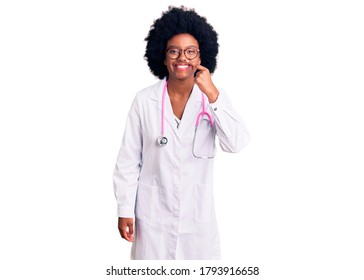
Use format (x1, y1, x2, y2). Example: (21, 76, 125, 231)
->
(118, 217, 134, 242)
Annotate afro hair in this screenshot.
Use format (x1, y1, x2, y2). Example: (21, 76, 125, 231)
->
(144, 6, 219, 79)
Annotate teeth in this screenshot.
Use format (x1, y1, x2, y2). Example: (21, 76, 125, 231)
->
(177, 65, 189, 69)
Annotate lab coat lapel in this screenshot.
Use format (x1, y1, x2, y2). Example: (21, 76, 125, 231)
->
(163, 92, 181, 139)
(149, 78, 181, 140)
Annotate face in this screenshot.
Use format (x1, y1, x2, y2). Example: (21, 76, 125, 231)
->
(164, 33, 201, 81)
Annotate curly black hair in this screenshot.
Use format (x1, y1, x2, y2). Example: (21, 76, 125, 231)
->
(144, 6, 219, 79)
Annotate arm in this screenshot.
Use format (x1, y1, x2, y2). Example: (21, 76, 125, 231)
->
(209, 91, 250, 152)
(194, 64, 250, 152)
(113, 96, 143, 241)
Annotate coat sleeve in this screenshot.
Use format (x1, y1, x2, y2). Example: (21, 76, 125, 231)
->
(113, 95, 143, 218)
(209, 89, 250, 153)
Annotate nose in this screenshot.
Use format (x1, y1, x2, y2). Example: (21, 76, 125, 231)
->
(177, 50, 189, 61)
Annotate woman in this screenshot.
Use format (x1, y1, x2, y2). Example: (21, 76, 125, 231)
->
(113, 6, 250, 260)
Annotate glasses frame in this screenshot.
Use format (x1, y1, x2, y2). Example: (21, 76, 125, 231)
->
(165, 47, 200, 60)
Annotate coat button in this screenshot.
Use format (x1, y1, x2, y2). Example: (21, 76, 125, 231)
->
(213, 107, 217, 111)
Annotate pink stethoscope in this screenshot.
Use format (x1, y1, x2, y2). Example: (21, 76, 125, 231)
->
(157, 81, 215, 158)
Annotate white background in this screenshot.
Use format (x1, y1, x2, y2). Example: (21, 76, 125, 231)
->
(1, 0, 363, 279)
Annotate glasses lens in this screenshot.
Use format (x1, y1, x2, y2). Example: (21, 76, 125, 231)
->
(167, 48, 180, 59)
(185, 48, 198, 59)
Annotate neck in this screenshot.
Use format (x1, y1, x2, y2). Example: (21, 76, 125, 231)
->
(167, 77, 194, 99)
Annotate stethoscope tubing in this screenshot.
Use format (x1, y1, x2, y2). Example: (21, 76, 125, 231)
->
(161, 81, 168, 136)
(195, 90, 214, 127)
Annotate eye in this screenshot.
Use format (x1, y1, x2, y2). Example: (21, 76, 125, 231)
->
(168, 49, 180, 55)
(186, 48, 197, 55)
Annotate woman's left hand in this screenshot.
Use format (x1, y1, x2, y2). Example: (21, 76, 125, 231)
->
(194, 64, 219, 103)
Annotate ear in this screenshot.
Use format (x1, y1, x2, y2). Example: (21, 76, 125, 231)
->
(164, 60, 167, 65)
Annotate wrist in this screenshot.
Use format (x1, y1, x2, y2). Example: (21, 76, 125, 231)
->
(206, 88, 219, 103)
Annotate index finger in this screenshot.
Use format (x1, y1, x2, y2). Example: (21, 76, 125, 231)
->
(128, 222, 134, 236)
(195, 64, 207, 71)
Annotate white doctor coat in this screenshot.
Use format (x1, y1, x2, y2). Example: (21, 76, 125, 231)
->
(113, 78, 250, 260)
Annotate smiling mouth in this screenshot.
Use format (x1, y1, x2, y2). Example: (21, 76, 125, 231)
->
(176, 65, 190, 70)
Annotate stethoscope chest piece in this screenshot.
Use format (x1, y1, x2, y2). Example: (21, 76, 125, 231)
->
(157, 136, 168, 146)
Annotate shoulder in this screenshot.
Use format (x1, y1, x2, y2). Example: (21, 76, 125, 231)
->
(128, 79, 165, 114)
(134, 78, 165, 100)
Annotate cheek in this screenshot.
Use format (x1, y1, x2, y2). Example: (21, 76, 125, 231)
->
(164, 58, 171, 67)
(165, 61, 174, 71)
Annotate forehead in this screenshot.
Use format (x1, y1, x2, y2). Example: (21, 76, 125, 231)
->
(166, 33, 199, 48)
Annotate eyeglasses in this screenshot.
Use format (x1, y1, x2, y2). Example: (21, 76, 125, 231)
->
(166, 47, 200, 60)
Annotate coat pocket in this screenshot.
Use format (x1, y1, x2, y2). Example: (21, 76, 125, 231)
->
(194, 183, 213, 222)
(135, 182, 160, 222)
(192, 119, 216, 158)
